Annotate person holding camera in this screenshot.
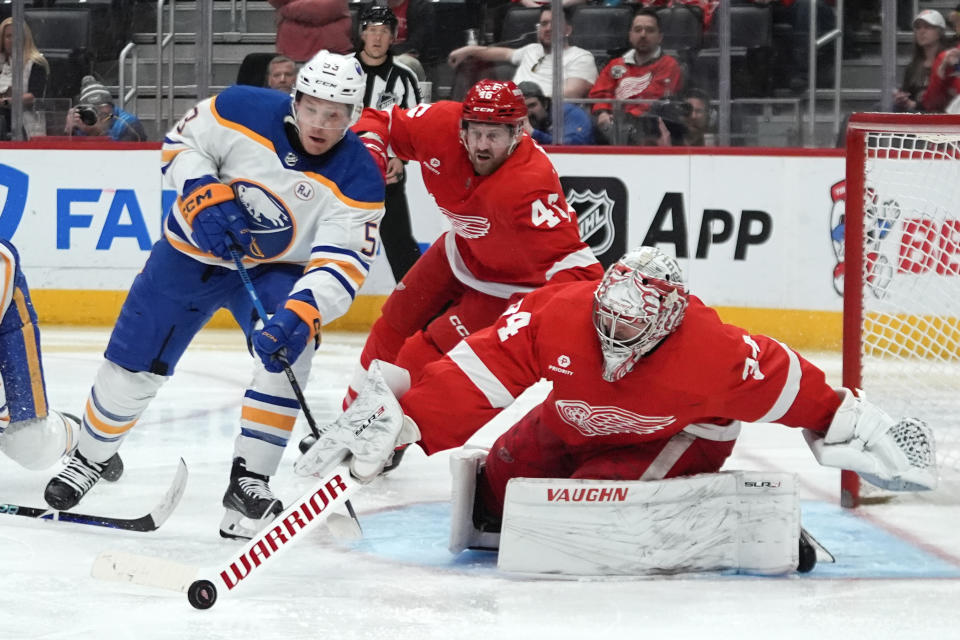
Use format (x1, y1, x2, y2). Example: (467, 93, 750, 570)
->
(517, 81, 591, 145)
(64, 76, 147, 142)
(587, 8, 684, 146)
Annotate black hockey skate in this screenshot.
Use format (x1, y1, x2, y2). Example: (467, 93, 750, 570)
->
(44, 450, 111, 511)
(100, 452, 124, 483)
(61, 412, 124, 483)
(219, 457, 283, 540)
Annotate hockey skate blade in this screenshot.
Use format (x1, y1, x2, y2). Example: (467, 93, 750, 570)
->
(92, 550, 198, 593)
(219, 500, 282, 540)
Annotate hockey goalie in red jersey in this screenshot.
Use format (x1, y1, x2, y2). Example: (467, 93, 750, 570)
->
(298, 246, 937, 574)
(344, 79, 603, 415)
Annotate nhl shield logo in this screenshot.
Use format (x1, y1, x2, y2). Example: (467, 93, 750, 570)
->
(568, 189, 616, 256)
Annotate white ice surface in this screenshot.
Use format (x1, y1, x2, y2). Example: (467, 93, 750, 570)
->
(1, 328, 959, 639)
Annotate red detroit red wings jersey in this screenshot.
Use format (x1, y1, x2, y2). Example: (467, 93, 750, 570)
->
(402, 281, 841, 454)
(354, 102, 599, 290)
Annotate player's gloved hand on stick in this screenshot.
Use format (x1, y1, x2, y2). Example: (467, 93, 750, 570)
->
(294, 360, 420, 482)
(252, 304, 315, 373)
(180, 178, 252, 260)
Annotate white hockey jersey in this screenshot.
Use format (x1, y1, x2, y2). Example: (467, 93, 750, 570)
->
(161, 85, 386, 325)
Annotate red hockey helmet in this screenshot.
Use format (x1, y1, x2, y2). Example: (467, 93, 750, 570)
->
(461, 79, 527, 125)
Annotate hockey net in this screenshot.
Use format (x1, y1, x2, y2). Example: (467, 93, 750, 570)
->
(842, 113, 960, 507)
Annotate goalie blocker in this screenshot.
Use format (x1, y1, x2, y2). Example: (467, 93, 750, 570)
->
(449, 450, 806, 576)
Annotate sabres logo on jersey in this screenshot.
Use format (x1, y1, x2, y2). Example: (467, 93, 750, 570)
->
(233, 180, 295, 259)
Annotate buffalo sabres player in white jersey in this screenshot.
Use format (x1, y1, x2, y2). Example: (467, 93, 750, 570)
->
(0, 240, 122, 477)
(44, 51, 385, 538)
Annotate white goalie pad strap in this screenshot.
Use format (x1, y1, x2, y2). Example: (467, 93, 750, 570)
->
(497, 471, 800, 576)
(806, 388, 938, 492)
(448, 447, 500, 554)
(376, 360, 412, 398)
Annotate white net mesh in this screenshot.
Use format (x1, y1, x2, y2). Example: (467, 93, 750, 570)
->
(853, 129, 960, 487)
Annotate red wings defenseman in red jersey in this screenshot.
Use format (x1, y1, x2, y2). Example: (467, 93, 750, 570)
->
(298, 246, 937, 576)
(343, 80, 602, 418)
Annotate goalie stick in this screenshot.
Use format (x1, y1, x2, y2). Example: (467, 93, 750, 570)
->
(0, 458, 187, 532)
(91, 459, 358, 609)
(230, 247, 361, 539)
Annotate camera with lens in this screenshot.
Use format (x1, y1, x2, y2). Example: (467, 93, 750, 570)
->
(76, 104, 99, 126)
(633, 99, 692, 145)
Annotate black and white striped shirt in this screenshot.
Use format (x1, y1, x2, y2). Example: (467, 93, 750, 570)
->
(359, 54, 422, 111)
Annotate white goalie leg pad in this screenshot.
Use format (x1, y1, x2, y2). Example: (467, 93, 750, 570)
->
(448, 447, 500, 554)
(805, 388, 938, 492)
(0, 410, 77, 470)
(497, 471, 800, 576)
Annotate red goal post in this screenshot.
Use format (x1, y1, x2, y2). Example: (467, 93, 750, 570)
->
(842, 113, 960, 507)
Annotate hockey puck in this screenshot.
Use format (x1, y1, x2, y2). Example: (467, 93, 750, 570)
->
(298, 434, 317, 454)
(187, 579, 218, 610)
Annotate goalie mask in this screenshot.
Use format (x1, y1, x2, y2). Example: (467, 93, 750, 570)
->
(593, 246, 689, 382)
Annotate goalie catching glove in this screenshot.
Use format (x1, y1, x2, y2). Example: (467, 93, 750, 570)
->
(294, 360, 419, 482)
(805, 388, 938, 492)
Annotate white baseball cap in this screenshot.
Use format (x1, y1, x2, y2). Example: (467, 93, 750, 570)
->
(914, 9, 946, 29)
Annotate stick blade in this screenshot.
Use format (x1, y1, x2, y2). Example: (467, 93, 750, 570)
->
(92, 550, 198, 593)
(148, 458, 189, 530)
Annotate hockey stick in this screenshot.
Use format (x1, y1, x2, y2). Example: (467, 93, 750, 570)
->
(0, 458, 187, 532)
(229, 248, 361, 537)
(92, 459, 358, 609)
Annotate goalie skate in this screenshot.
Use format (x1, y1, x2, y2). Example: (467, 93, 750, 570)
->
(219, 457, 282, 540)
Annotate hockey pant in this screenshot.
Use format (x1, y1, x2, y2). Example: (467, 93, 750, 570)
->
(78, 238, 314, 476)
(354, 237, 511, 398)
(479, 404, 738, 518)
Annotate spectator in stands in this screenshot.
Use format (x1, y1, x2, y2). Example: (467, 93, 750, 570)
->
(0, 18, 49, 140)
(64, 76, 147, 142)
(517, 80, 591, 145)
(269, 0, 353, 62)
(922, 15, 960, 113)
(950, 4, 960, 45)
(356, 5, 423, 283)
(367, 0, 439, 70)
(266, 55, 297, 93)
(589, 8, 684, 145)
(894, 10, 948, 113)
(681, 87, 713, 146)
(448, 6, 598, 99)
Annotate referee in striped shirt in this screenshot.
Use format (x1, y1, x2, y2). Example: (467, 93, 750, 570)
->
(357, 5, 424, 283)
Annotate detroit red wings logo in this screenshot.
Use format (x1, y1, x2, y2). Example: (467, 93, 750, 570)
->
(439, 206, 491, 239)
(555, 400, 675, 437)
(615, 73, 653, 101)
